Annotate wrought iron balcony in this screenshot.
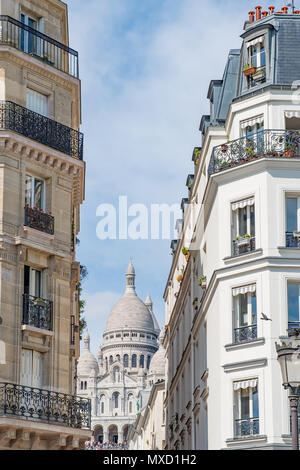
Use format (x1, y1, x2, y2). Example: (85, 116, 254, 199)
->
(232, 236, 256, 256)
(209, 129, 300, 176)
(22, 293, 53, 331)
(0, 101, 83, 159)
(286, 232, 300, 248)
(234, 324, 257, 344)
(24, 206, 54, 235)
(0, 382, 91, 429)
(0, 15, 78, 77)
(70, 315, 78, 346)
(235, 418, 259, 438)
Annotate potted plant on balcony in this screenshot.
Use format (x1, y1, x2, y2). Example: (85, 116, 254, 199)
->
(235, 234, 251, 247)
(182, 247, 190, 261)
(243, 64, 256, 77)
(177, 274, 183, 283)
(284, 143, 296, 158)
(33, 297, 46, 307)
(221, 143, 228, 152)
(198, 276, 207, 289)
(252, 67, 265, 81)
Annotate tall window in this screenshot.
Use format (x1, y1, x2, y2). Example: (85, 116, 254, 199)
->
(234, 381, 259, 437)
(286, 196, 300, 247)
(140, 355, 144, 368)
(25, 174, 45, 210)
(113, 367, 120, 383)
(233, 286, 257, 343)
(20, 13, 38, 54)
(132, 354, 137, 368)
(112, 392, 119, 409)
(146, 355, 151, 369)
(128, 394, 133, 414)
(26, 89, 48, 117)
(288, 283, 300, 329)
(100, 395, 105, 414)
(123, 354, 129, 368)
(246, 36, 266, 88)
(109, 355, 113, 365)
(20, 349, 43, 388)
(24, 265, 42, 298)
(232, 199, 255, 256)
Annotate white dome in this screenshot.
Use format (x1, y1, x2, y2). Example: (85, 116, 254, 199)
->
(78, 331, 99, 376)
(148, 332, 165, 377)
(105, 261, 155, 332)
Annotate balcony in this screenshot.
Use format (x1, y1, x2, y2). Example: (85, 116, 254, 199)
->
(232, 236, 256, 256)
(209, 130, 300, 176)
(24, 206, 54, 235)
(0, 101, 83, 159)
(22, 293, 53, 331)
(0, 15, 78, 77)
(235, 418, 259, 438)
(234, 324, 257, 344)
(0, 382, 91, 430)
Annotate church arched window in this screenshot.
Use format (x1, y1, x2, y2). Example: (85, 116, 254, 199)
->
(123, 354, 129, 368)
(113, 367, 120, 383)
(140, 355, 144, 368)
(116, 354, 120, 362)
(132, 354, 137, 368)
(112, 392, 119, 409)
(128, 394, 134, 414)
(100, 395, 105, 414)
(147, 355, 151, 369)
(109, 355, 113, 365)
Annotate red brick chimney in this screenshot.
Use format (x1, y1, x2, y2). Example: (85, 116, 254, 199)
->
(255, 5, 262, 20)
(269, 6, 275, 14)
(249, 10, 255, 22)
(282, 6, 288, 13)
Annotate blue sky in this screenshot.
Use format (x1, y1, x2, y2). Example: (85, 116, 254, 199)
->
(67, 0, 287, 356)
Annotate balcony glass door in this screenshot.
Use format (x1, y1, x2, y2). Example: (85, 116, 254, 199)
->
(20, 13, 38, 55)
(20, 349, 43, 388)
(25, 174, 45, 210)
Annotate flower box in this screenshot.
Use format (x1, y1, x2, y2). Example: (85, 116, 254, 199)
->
(243, 66, 256, 77)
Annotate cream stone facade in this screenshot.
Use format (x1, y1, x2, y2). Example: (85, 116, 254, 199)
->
(77, 262, 163, 445)
(0, 0, 90, 450)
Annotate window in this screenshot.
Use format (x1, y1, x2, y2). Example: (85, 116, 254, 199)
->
(128, 394, 134, 414)
(24, 265, 43, 298)
(286, 196, 300, 247)
(242, 120, 264, 155)
(288, 283, 300, 329)
(232, 199, 255, 256)
(113, 367, 120, 383)
(20, 13, 39, 54)
(234, 380, 259, 437)
(112, 392, 119, 409)
(20, 349, 43, 388)
(233, 286, 257, 343)
(132, 354, 137, 368)
(26, 89, 48, 117)
(25, 174, 45, 210)
(123, 354, 129, 368)
(140, 355, 144, 368)
(100, 395, 105, 414)
(109, 355, 113, 365)
(147, 355, 151, 369)
(245, 36, 266, 88)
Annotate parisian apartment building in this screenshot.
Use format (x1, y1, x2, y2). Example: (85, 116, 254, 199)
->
(164, 5, 300, 450)
(0, 0, 91, 449)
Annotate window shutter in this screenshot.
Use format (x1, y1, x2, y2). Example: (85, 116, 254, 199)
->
(32, 351, 43, 388)
(26, 89, 48, 117)
(20, 349, 33, 387)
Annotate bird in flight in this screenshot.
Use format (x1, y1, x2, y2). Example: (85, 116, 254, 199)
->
(261, 313, 272, 321)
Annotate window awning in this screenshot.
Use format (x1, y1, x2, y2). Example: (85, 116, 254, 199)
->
(240, 115, 264, 129)
(231, 198, 255, 211)
(285, 111, 300, 119)
(233, 379, 258, 391)
(232, 284, 256, 297)
(246, 36, 264, 48)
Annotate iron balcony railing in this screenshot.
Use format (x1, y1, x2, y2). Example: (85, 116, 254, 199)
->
(286, 232, 300, 248)
(209, 129, 300, 176)
(70, 315, 76, 346)
(288, 321, 300, 330)
(235, 418, 259, 438)
(234, 324, 257, 344)
(0, 382, 91, 429)
(24, 206, 54, 235)
(0, 101, 83, 159)
(0, 15, 78, 77)
(232, 236, 256, 256)
(22, 293, 53, 331)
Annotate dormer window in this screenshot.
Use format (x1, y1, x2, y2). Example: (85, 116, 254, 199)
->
(245, 36, 266, 88)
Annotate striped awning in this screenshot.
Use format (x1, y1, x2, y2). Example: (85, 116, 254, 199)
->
(233, 379, 258, 391)
(285, 111, 300, 119)
(240, 115, 264, 129)
(232, 198, 255, 211)
(232, 284, 256, 297)
(246, 36, 264, 48)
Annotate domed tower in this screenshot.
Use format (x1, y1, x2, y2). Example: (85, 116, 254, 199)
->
(77, 331, 99, 396)
(147, 330, 166, 387)
(100, 261, 159, 376)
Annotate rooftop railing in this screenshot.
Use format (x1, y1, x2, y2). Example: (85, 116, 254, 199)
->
(0, 15, 79, 77)
(0, 101, 83, 160)
(0, 382, 91, 429)
(209, 129, 300, 176)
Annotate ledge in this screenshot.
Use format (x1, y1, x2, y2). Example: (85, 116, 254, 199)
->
(226, 434, 267, 446)
(225, 338, 265, 351)
(223, 358, 267, 373)
(21, 325, 54, 337)
(201, 368, 209, 381)
(223, 249, 263, 264)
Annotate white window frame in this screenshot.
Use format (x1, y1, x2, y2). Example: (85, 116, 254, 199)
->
(233, 290, 257, 329)
(26, 88, 49, 117)
(234, 385, 258, 421)
(232, 203, 255, 239)
(286, 195, 300, 234)
(287, 282, 300, 325)
(25, 174, 46, 210)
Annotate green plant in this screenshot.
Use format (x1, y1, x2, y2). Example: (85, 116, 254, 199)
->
(243, 234, 251, 239)
(78, 265, 88, 340)
(198, 276, 207, 286)
(182, 247, 189, 256)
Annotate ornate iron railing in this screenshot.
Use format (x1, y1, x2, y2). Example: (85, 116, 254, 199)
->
(0, 382, 91, 429)
(235, 418, 259, 437)
(209, 130, 300, 175)
(232, 236, 256, 256)
(24, 206, 54, 235)
(70, 315, 76, 346)
(22, 293, 53, 331)
(286, 232, 300, 248)
(0, 101, 83, 159)
(288, 321, 300, 330)
(0, 15, 78, 77)
(234, 324, 257, 344)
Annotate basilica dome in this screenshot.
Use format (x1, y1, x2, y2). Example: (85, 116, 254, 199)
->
(105, 261, 155, 332)
(148, 331, 165, 378)
(77, 331, 99, 376)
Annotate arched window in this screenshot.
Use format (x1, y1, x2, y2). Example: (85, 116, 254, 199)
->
(109, 355, 113, 365)
(140, 355, 144, 368)
(116, 354, 120, 362)
(112, 392, 119, 409)
(80, 381, 83, 390)
(123, 354, 129, 368)
(105, 357, 108, 370)
(113, 367, 120, 383)
(128, 393, 134, 414)
(132, 354, 137, 368)
(100, 395, 105, 414)
(84, 381, 87, 390)
(147, 355, 151, 369)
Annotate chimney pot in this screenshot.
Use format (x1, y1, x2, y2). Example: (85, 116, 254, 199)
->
(262, 10, 268, 17)
(249, 10, 255, 22)
(282, 6, 288, 13)
(255, 5, 262, 20)
(268, 6, 275, 14)
(294, 10, 300, 14)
